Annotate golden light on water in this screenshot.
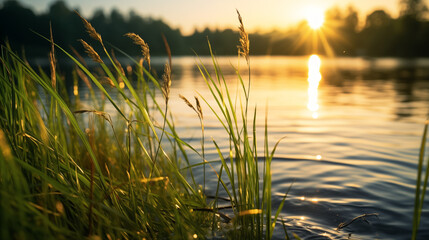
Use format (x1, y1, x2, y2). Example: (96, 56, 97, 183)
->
(238, 209, 263, 216)
(307, 54, 322, 119)
(73, 85, 78, 96)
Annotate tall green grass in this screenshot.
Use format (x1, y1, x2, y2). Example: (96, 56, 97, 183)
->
(189, 42, 291, 239)
(0, 10, 294, 239)
(181, 11, 291, 238)
(2, 10, 428, 240)
(0, 28, 208, 239)
(412, 120, 429, 240)
(2, 9, 428, 240)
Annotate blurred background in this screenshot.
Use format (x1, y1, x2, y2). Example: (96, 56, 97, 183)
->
(1, 0, 429, 57)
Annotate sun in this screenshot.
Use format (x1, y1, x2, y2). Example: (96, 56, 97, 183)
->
(305, 7, 325, 30)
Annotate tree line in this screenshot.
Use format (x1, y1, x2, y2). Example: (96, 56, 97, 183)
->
(1, 0, 428, 58)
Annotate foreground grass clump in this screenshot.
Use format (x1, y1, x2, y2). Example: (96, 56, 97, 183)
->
(182, 12, 291, 239)
(412, 119, 429, 240)
(0, 11, 293, 239)
(0, 30, 209, 240)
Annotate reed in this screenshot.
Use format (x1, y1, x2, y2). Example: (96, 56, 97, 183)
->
(412, 120, 429, 240)
(0, 10, 293, 240)
(179, 94, 206, 191)
(78, 39, 103, 64)
(180, 10, 291, 239)
(0, 19, 208, 238)
(75, 10, 103, 45)
(124, 33, 151, 69)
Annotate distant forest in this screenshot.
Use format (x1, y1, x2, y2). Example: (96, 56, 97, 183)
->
(1, 0, 429, 57)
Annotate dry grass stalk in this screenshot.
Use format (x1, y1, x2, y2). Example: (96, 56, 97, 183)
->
(194, 96, 203, 119)
(162, 63, 171, 102)
(78, 39, 103, 64)
(101, 77, 115, 88)
(124, 33, 151, 69)
(49, 23, 56, 89)
(70, 45, 88, 67)
(75, 11, 103, 44)
(179, 94, 197, 113)
(161, 34, 172, 67)
(111, 50, 126, 86)
(73, 110, 111, 123)
(138, 58, 144, 76)
(179, 95, 203, 120)
(236, 9, 249, 63)
(75, 67, 92, 90)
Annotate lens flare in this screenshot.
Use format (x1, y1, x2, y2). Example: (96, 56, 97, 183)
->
(306, 7, 325, 30)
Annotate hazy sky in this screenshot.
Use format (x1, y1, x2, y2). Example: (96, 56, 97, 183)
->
(6, 0, 420, 34)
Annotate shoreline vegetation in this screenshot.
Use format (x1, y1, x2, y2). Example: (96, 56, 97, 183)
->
(0, 4, 428, 240)
(2, 0, 429, 58)
(0, 9, 291, 239)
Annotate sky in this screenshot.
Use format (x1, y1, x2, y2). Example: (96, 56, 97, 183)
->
(4, 0, 421, 35)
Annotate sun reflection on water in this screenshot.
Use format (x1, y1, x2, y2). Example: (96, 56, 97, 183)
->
(307, 54, 322, 119)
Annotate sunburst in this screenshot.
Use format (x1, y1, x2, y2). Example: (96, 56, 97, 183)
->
(305, 7, 324, 30)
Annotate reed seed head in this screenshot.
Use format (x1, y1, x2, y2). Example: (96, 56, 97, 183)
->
(179, 94, 204, 119)
(49, 22, 56, 89)
(236, 9, 249, 63)
(179, 94, 197, 113)
(102, 77, 116, 88)
(124, 33, 151, 69)
(75, 11, 103, 44)
(194, 96, 203, 119)
(162, 63, 171, 101)
(49, 51, 56, 88)
(78, 39, 103, 64)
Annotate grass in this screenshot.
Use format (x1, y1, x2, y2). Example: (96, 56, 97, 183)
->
(0, 11, 291, 240)
(1, 10, 427, 240)
(188, 39, 291, 239)
(0, 24, 207, 240)
(412, 119, 429, 240)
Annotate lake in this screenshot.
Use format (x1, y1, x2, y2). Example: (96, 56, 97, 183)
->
(74, 55, 429, 239)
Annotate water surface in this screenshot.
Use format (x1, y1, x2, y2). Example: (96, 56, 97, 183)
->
(167, 56, 429, 239)
(79, 55, 429, 239)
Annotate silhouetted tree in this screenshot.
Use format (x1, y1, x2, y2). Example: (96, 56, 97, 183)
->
(0, 0, 43, 54)
(322, 5, 360, 55)
(2, 0, 429, 58)
(399, 0, 428, 20)
(359, 10, 394, 56)
(396, 0, 426, 57)
(365, 10, 392, 28)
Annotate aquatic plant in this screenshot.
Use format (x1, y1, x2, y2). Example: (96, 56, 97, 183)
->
(0, 14, 208, 239)
(0, 9, 294, 239)
(412, 119, 429, 240)
(183, 11, 291, 239)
